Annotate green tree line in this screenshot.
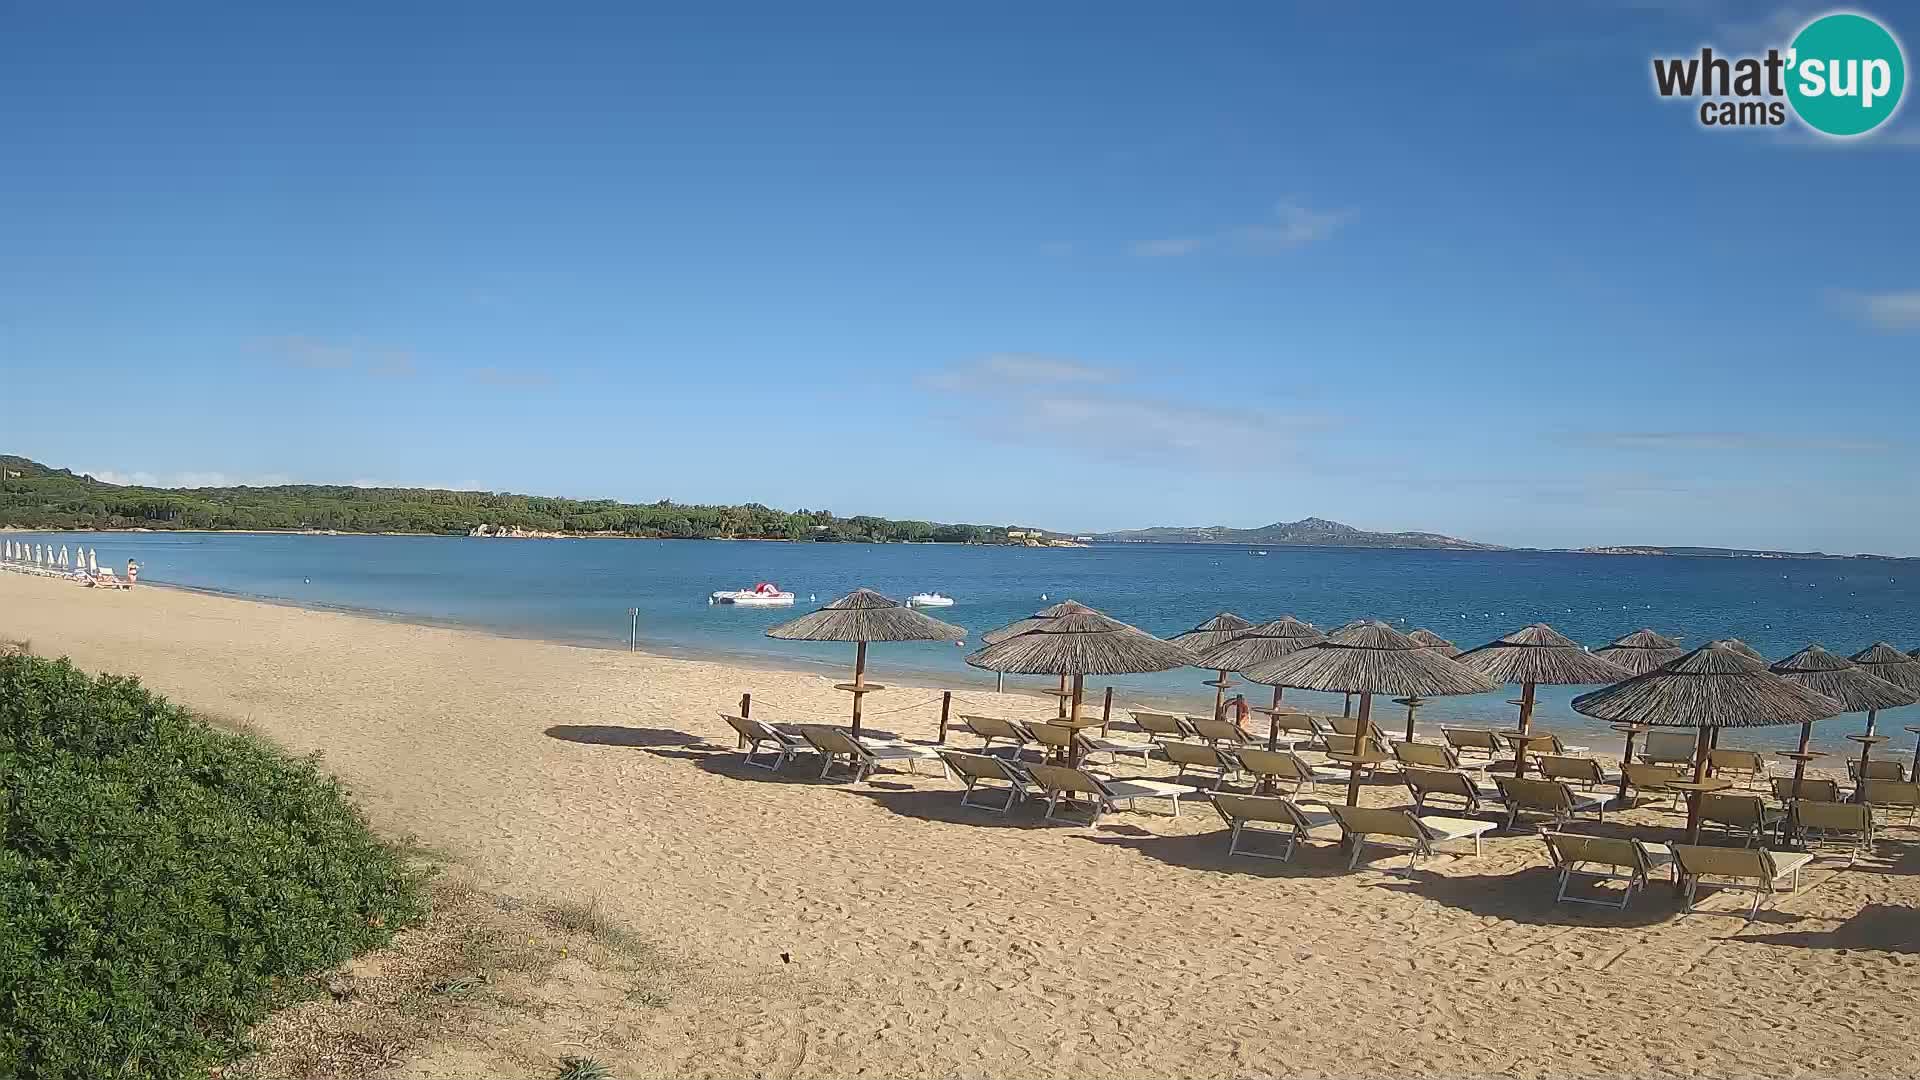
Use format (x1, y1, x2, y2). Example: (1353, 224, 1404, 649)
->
(0, 455, 1029, 543)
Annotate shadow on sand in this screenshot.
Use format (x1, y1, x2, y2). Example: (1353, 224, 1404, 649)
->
(543, 724, 707, 749)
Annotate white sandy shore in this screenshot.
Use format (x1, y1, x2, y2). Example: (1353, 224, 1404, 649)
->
(3, 571, 1917, 1078)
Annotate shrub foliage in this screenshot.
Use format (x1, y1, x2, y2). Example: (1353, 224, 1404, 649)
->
(0, 655, 424, 1078)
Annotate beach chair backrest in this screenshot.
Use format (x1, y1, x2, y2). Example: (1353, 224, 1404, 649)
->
(1402, 766, 1477, 805)
(1700, 792, 1766, 828)
(1709, 748, 1764, 774)
(1160, 741, 1224, 770)
(1323, 733, 1366, 757)
(1330, 804, 1424, 842)
(1188, 716, 1252, 745)
(1538, 755, 1604, 786)
(1796, 799, 1871, 832)
(1672, 843, 1770, 882)
(1024, 763, 1106, 798)
(1130, 711, 1188, 738)
(1442, 727, 1501, 753)
(720, 713, 763, 744)
(1625, 762, 1684, 790)
(804, 727, 867, 759)
(1496, 776, 1572, 813)
(938, 750, 1012, 785)
(1850, 758, 1905, 782)
(1327, 715, 1362, 737)
(1392, 741, 1456, 769)
(1862, 779, 1920, 809)
(1235, 748, 1308, 782)
(1643, 731, 1697, 765)
(1212, 792, 1311, 829)
(961, 715, 1027, 743)
(1271, 713, 1319, 738)
(1772, 775, 1840, 802)
(1026, 722, 1076, 751)
(1543, 831, 1645, 874)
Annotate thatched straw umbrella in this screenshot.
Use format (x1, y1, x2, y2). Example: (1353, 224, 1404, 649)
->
(1171, 612, 1256, 719)
(979, 599, 1096, 709)
(1196, 616, 1325, 748)
(1593, 629, 1685, 676)
(966, 608, 1199, 767)
(1573, 642, 1842, 843)
(1453, 624, 1631, 777)
(1723, 639, 1766, 662)
(767, 588, 965, 737)
(1770, 645, 1916, 805)
(1394, 629, 1461, 740)
(1842, 643, 1920, 790)
(1244, 622, 1497, 806)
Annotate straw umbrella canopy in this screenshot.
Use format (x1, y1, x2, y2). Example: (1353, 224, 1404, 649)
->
(1844, 643, 1920, 784)
(1195, 616, 1325, 747)
(980, 599, 1099, 711)
(1573, 642, 1842, 842)
(767, 588, 965, 736)
(966, 608, 1199, 766)
(1244, 621, 1497, 805)
(1770, 644, 1917, 802)
(1171, 612, 1256, 718)
(1723, 639, 1766, 662)
(1407, 629, 1460, 657)
(1593, 628, 1686, 676)
(1453, 624, 1632, 776)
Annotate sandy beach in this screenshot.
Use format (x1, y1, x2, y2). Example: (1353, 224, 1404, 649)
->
(3, 570, 1915, 1079)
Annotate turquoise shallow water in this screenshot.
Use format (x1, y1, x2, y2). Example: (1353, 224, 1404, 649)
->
(8, 532, 1919, 753)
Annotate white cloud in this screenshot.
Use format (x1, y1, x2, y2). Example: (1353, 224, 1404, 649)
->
(253, 336, 418, 378)
(1827, 289, 1920, 331)
(1133, 200, 1349, 258)
(918, 353, 1125, 393)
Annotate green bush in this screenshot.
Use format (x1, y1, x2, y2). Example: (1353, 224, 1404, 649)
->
(0, 655, 424, 1078)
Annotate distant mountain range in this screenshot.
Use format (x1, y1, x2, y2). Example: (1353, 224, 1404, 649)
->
(1092, 517, 1503, 551)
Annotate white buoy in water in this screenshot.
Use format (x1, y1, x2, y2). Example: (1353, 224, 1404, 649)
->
(1040, 593, 1048, 600)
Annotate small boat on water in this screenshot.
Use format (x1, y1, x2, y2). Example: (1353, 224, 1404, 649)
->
(1249, 548, 1269, 556)
(908, 592, 955, 607)
(711, 581, 796, 606)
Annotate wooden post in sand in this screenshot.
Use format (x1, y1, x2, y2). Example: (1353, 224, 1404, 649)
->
(628, 607, 639, 652)
(937, 691, 952, 744)
(737, 693, 752, 748)
(1101, 686, 1114, 736)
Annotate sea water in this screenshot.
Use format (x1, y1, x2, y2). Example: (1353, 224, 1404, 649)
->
(9, 532, 1917, 752)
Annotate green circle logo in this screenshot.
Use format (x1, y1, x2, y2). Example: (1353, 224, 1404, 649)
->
(1787, 13, 1906, 136)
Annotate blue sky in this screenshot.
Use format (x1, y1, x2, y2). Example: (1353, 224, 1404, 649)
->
(3, 3, 1916, 553)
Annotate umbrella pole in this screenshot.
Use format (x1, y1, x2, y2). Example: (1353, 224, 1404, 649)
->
(1855, 709, 1879, 803)
(849, 640, 869, 737)
(1068, 674, 1086, 769)
(1511, 681, 1537, 777)
(1685, 727, 1712, 845)
(1344, 692, 1373, 807)
(1615, 728, 1639, 805)
(1403, 700, 1418, 743)
(1910, 725, 1920, 781)
(1214, 670, 1228, 720)
(1342, 692, 1353, 718)
(1057, 675, 1069, 720)
(1267, 685, 1284, 752)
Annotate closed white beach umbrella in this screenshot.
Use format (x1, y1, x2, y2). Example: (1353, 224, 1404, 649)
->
(59, 545, 69, 567)
(34, 544, 43, 564)
(89, 548, 99, 573)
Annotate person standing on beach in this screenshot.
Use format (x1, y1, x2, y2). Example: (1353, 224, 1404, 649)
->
(126, 559, 138, 587)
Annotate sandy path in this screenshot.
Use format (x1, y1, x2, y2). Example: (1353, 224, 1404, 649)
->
(4, 572, 1916, 1078)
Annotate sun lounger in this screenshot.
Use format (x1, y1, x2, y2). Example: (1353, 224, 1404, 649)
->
(1709, 748, 1770, 788)
(1771, 775, 1840, 803)
(1159, 740, 1237, 790)
(1393, 740, 1490, 773)
(1493, 776, 1615, 831)
(1022, 763, 1189, 826)
(1129, 710, 1194, 743)
(1541, 832, 1675, 908)
(1232, 748, 1345, 795)
(1671, 844, 1816, 919)
(802, 727, 946, 783)
(1623, 762, 1688, 809)
(1441, 727, 1504, 761)
(1537, 754, 1621, 790)
(1794, 799, 1875, 863)
(1699, 792, 1786, 847)
(90, 569, 128, 590)
(720, 713, 813, 771)
(1264, 712, 1326, 749)
(1860, 779, 1920, 826)
(1848, 759, 1906, 785)
(1328, 804, 1496, 876)
(1512, 732, 1591, 756)
(1321, 734, 1388, 774)
(1026, 721, 1156, 765)
(1210, 792, 1339, 861)
(959, 715, 1038, 758)
(1402, 766, 1503, 817)
(1187, 715, 1265, 750)
(1640, 730, 1698, 767)
(938, 750, 1038, 812)
(1327, 715, 1393, 754)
